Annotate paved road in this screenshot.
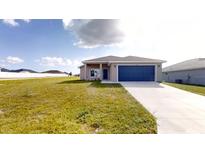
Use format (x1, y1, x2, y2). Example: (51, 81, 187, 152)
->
(121, 82, 205, 133)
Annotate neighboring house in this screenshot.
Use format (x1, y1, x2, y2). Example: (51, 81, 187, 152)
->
(79, 56, 166, 82)
(0, 67, 1, 72)
(163, 58, 205, 85)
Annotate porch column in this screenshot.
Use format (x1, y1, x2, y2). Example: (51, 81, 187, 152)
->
(84, 64, 87, 80)
(99, 63, 103, 80)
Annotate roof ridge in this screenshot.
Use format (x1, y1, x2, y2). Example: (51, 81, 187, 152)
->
(163, 58, 205, 72)
(198, 58, 205, 60)
(164, 58, 200, 68)
(83, 55, 165, 63)
(124, 55, 164, 59)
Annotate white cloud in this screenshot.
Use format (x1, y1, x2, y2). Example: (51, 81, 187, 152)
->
(94, 16, 205, 68)
(65, 59, 72, 65)
(39, 57, 67, 66)
(61, 17, 205, 67)
(72, 60, 81, 66)
(2, 19, 31, 27)
(64, 19, 125, 48)
(22, 19, 31, 23)
(6, 56, 24, 64)
(38, 57, 81, 67)
(2, 19, 19, 27)
(0, 60, 7, 67)
(62, 19, 73, 29)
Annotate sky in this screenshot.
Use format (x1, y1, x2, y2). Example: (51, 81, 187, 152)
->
(1, 18, 205, 74)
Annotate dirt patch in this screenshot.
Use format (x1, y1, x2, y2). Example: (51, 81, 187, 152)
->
(87, 87, 97, 96)
(0, 110, 4, 115)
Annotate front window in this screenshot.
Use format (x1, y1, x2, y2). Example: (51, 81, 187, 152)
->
(90, 69, 100, 78)
(90, 70, 95, 77)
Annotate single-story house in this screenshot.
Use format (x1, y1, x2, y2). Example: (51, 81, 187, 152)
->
(79, 56, 166, 82)
(163, 58, 205, 85)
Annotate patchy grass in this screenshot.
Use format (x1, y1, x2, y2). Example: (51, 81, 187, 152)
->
(0, 77, 156, 134)
(164, 82, 205, 96)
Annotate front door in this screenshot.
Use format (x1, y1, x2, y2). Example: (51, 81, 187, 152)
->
(103, 69, 108, 80)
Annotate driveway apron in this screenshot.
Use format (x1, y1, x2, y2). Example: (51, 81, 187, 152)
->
(121, 82, 205, 133)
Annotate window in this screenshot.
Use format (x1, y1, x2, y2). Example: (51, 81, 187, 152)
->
(90, 70, 95, 77)
(90, 69, 100, 78)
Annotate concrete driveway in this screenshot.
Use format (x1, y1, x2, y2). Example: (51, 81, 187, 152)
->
(121, 82, 205, 133)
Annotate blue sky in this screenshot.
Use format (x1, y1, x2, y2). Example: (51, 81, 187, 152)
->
(0, 19, 117, 73)
(1, 18, 205, 74)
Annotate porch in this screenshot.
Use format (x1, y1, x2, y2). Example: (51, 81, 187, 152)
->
(84, 63, 111, 81)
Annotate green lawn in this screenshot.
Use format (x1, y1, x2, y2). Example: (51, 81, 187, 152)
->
(164, 82, 205, 96)
(0, 77, 156, 134)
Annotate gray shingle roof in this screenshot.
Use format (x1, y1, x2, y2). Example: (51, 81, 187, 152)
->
(83, 55, 165, 63)
(163, 58, 205, 72)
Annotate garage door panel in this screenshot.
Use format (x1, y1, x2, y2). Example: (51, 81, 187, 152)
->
(118, 65, 155, 81)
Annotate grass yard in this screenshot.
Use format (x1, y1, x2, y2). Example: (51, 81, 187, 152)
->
(0, 77, 156, 134)
(164, 82, 205, 96)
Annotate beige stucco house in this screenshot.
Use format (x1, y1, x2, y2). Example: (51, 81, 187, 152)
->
(79, 56, 166, 82)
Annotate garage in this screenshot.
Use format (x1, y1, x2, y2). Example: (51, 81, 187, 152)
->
(118, 65, 155, 81)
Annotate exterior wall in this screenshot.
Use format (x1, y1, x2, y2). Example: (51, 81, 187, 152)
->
(80, 63, 163, 82)
(162, 69, 205, 86)
(80, 66, 85, 80)
(156, 64, 162, 82)
(110, 63, 117, 82)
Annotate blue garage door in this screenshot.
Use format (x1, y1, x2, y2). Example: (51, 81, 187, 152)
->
(118, 65, 155, 81)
